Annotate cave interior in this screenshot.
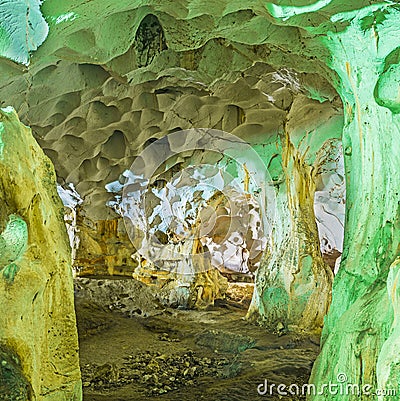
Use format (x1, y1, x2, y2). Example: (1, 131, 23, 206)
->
(0, 1, 399, 400)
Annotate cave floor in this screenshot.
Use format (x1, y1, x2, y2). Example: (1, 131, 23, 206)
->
(76, 283, 320, 401)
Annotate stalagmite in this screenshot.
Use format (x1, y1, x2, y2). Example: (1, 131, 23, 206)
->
(247, 96, 342, 332)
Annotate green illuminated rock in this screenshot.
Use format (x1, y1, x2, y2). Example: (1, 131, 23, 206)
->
(264, 2, 400, 399)
(311, 8, 400, 400)
(0, 214, 28, 284)
(0, 2, 399, 399)
(247, 96, 342, 332)
(0, 0, 48, 65)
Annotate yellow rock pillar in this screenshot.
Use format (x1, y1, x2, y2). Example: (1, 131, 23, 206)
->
(0, 107, 82, 400)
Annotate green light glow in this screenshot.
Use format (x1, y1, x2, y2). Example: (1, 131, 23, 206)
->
(0, 0, 48, 65)
(266, 0, 333, 21)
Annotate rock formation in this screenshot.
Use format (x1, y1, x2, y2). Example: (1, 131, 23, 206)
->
(0, 107, 81, 400)
(0, 1, 344, 315)
(0, 1, 399, 399)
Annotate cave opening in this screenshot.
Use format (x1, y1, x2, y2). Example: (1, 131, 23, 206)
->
(59, 85, 346, 398)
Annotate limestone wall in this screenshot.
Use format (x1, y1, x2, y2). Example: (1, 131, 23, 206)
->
(0, 107, 81, 401)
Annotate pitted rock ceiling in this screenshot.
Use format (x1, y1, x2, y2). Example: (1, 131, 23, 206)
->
(0, 0, 345, 302)
(2, 61, 304, 219)
(1, 63, 339, 222)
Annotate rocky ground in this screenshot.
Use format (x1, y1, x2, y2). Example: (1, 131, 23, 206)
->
(75, 278, 320, 401)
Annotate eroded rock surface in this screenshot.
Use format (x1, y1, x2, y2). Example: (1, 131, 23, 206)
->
(0, 0, 348, 318)
(1, 4, 399, 399)
(0, 107, 81, 400)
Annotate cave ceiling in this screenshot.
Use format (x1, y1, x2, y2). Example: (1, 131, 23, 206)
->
(0, 0, 344, 221)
